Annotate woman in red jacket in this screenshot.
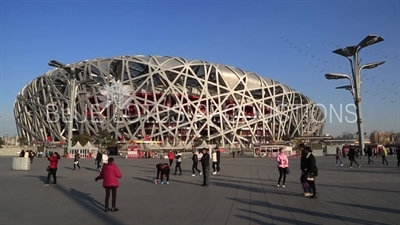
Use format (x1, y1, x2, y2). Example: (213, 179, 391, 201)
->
(45, 152, 60, 186)
(95, 157, 122, 212)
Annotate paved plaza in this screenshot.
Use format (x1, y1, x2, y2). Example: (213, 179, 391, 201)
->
(0, 154, 399, 225)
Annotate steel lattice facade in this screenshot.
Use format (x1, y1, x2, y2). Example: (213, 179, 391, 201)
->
(14, 55, 325, 147)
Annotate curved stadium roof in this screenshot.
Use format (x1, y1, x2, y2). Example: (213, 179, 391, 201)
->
(14, 55, 325, 147)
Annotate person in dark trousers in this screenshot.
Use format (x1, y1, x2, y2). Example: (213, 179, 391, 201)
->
(95, 157, 122, 212)
(335, 147, 343, 166)
(28, 151, 34, 164)
(397, 147, 400, 167)
(304, 147, 318, 198)
(168, 151, 174, 166)
(45, 152, 60, 186)
(73, 153, 81, 170)
(276, 148, 289, 187)
(216, 148, 221, 174)
(200, 148, 210, 187)
(367, 147, 374, 164)
(299, 144, 312, 196)
(348, 147, 361, 168)
(191, 150, 201, 176)
(381, 147, 389, 166)
(174, 151, 182, 175)
(155, 163, 170, 184)
(95, 151, 102, 171)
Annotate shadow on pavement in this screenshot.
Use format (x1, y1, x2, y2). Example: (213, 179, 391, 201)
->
(133, 177, 154, 184)
(317, 183, 400, 194)
(327, 201, 400, 215)
(236, 210, 320, 225)
(22, 175, 65, 183)
(228, 198, 389, 225)
(82, 167, 99, 172)
(53, 186, 125, 225)
(64, 166, 73, 170)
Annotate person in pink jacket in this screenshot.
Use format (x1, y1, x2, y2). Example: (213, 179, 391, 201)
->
(276, 148, 289, 187)
(95, 157, 122, 212)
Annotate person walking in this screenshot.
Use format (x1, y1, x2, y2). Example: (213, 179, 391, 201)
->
(200, 148, 210, 187)
(155, 163, 170, 184)
(348, 147, 361, 168)
(95, 151, 102, 170)
(381, 147, 389, 166)
(367, 146, 374, 164)
(304, 147, 318, 198)
(95, 157, 122, 212)
(335, 147, 343, 166)
(191, 150, 201, 176)
(397, 147, 400, 167)
(299, 144, 312, 196)
(73, 153, 81, 170)
(174, 151, 182, 175)
(211, 150, 218, 175)
(276, 148, 289, 187)
(44, 152, 60, 186)
(216, 147, 221, 174)
(168, 151, 174, 166)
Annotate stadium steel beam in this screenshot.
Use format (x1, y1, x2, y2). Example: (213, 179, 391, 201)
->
(14, 56, 326, 147)
(325, 34, 385, 151)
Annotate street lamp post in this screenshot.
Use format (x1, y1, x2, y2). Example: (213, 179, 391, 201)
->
(48, 60, 83, 151)
(325, 34, 385, 151)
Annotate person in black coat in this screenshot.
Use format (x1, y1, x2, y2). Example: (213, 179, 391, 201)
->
(304, 147, 318, 198)
(95, 151, 102, 171)
(367, 147, 374, 164)
(397, 147, 400, 167)
(200, 148, 210, 187)
(216, 147, 221, 174)
(348, 147, 360, 168)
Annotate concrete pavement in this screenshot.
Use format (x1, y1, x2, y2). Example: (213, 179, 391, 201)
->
(0, 155, 399, 225)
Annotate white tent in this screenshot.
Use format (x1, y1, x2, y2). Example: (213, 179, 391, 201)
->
(68, 141, 97, 158)
(70, 142, 84, 150)
(83, 142, 96, 149)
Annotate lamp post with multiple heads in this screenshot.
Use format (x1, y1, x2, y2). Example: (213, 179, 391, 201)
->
(325, 34, 385, 152)
(48, 60, 96, 151)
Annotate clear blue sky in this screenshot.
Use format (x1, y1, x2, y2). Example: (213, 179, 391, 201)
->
(1, 0, 399, 137)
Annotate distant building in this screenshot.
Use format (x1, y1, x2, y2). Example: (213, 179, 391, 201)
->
(3, 134, 9, 145)
(370, 131, 390, 145)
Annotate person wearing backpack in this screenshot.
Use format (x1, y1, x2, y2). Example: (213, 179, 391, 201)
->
(191, 150, 201, 176)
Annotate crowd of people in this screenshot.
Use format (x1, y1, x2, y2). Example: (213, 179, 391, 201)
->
(41, 143, 399, 213)
(336, 145, 400, 168)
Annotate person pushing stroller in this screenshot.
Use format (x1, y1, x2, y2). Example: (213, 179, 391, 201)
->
(155, 163, 170, 185)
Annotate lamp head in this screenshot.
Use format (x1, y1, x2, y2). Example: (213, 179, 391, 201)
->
(325, 73, 351, 80)
(358, 35, 384, 48)
(332, 46, 358, 58)
(361, 61, 386, 69)
(335, 85, 353, 91)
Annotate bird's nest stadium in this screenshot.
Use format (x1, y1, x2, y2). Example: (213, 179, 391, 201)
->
(14, 55, 325, 148)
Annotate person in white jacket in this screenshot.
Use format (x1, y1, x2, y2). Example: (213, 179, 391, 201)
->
(102, 152, 109, 164)
(212, 150, 218, 175)
(174, 151, 182, 175)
